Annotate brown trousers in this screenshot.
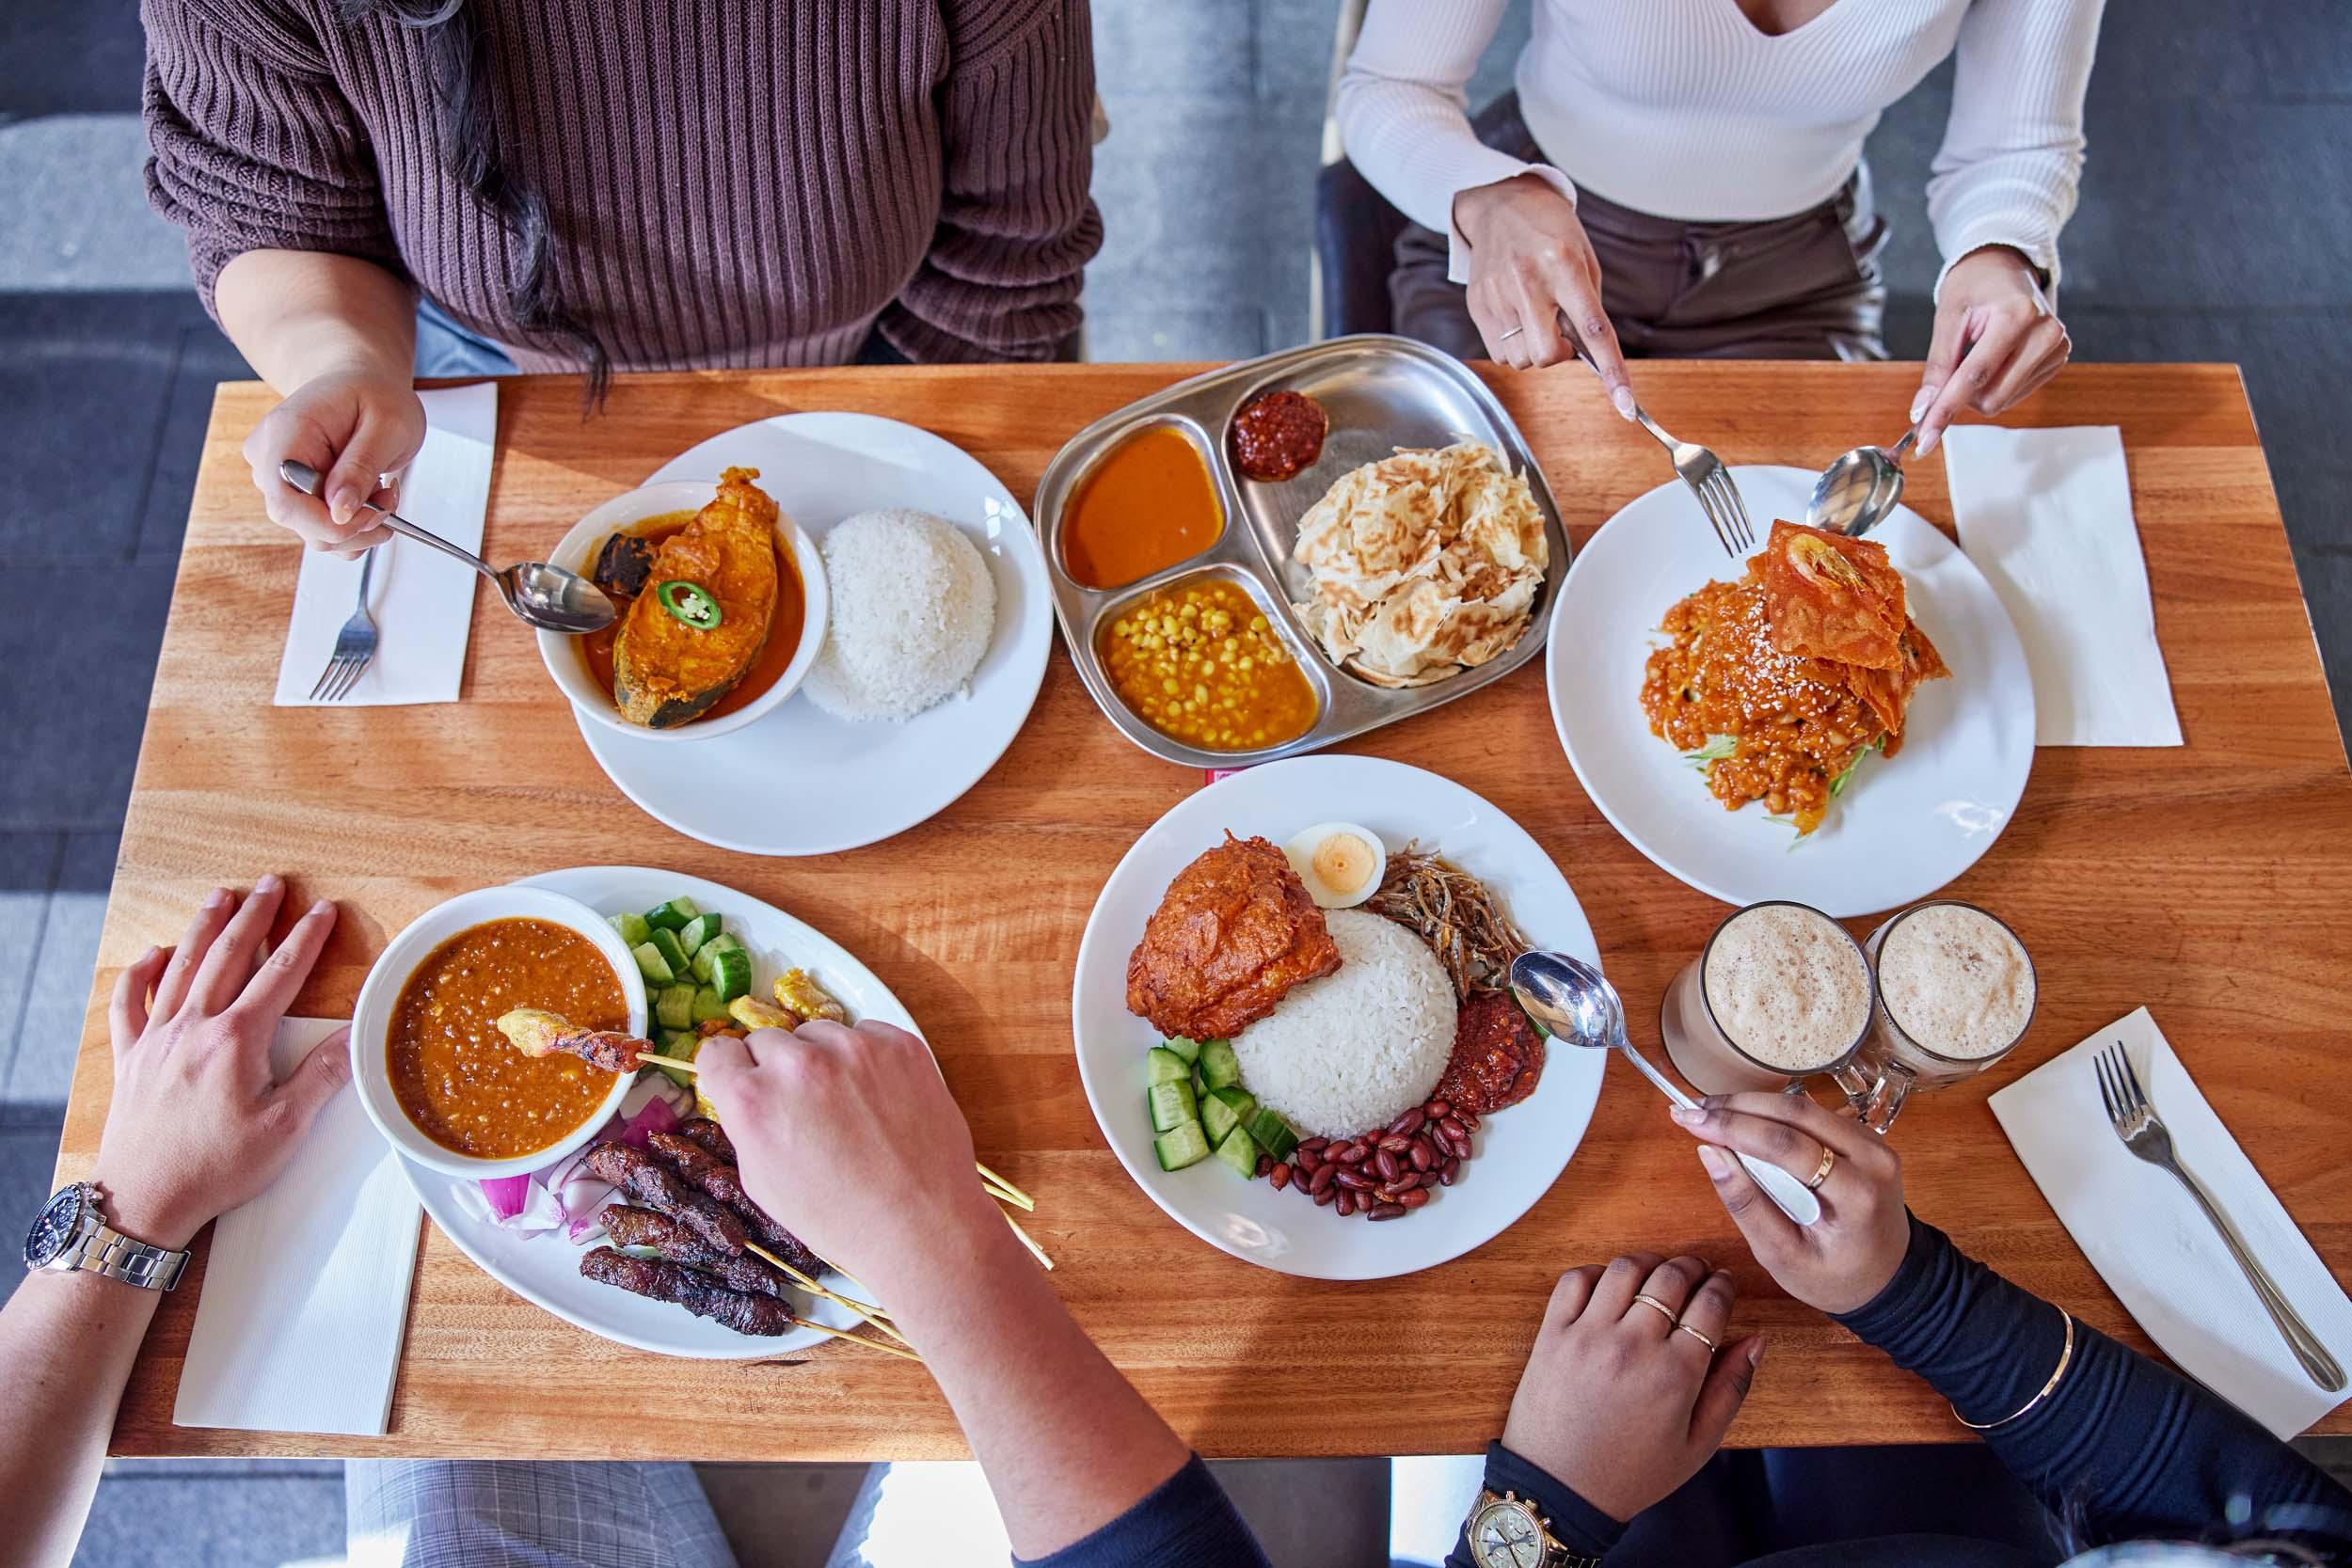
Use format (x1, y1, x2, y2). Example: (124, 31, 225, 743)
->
(1391, 95, 1890, 363)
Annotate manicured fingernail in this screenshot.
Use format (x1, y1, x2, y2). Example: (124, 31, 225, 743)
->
(1611, 386, 1637, 421)
(1909, 388, 1933, 423)
(310, 899, 335, 917)
(327, 486, 359, 527)
(1748, 1339, 1766, 1369)
(1696, 1145, 1727, 1176)
(1916, 428, 1940, 457)
(256, 873, 282, 894)
(1669, 1106, 1701, 1125)
(205, 887, 230, 909)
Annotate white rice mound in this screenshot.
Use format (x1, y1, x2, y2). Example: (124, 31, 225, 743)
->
(804, 508, 997, 722)
(1231, 909, 1458, 1139)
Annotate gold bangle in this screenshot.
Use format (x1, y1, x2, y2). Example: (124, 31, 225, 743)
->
(1951, 1310, 2074, 1431)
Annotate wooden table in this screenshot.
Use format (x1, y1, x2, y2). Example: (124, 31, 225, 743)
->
(56, 362, 2352, 1460)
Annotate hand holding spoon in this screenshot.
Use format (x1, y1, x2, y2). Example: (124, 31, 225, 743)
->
(1509, 950, 1821, 1226)
(1804, 428, 1916, 539)
(279, 459, 617, 634)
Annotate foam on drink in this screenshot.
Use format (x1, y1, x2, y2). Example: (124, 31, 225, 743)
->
(1702, 904, 1871, 1071)
(1877, 904, 2034, 1059)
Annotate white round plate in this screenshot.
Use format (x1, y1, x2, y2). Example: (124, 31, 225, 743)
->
(574, 413, 1054, 855)
(1072, 756, 1606, 1281)
(1546, 465, 2034, 919)
(399, 865, 917, 1359)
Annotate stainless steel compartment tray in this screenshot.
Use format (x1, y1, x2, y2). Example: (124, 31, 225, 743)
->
(1034, 335, 1572, 768)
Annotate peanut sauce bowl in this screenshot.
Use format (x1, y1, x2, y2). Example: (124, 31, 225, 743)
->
(538, 480, 831, 746)
(350, 886, 650, 1180)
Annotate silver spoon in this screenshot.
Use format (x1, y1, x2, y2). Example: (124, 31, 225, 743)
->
(1509, 950, 1821, 1226)
(1804, 428, 1916, 539)
(279, 460, 617, 635)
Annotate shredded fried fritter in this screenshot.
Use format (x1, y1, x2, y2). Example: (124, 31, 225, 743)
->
(1365, 847, 1530, 1001)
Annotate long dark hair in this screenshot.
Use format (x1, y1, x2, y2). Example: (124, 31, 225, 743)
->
(339, 0, 610, 401)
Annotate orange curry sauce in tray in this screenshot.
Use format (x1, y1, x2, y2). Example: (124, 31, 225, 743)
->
(388, 917, 628, 1159)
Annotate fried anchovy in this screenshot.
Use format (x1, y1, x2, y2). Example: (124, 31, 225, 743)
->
(579, 1247, 794, 1336)
(581, 1142, 748, 1256)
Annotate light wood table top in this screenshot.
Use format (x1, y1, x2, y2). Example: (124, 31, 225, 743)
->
(57, 361, 2352, 1460)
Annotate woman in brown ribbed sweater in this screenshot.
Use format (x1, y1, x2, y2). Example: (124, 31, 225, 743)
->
(141, 0, 1102, 551)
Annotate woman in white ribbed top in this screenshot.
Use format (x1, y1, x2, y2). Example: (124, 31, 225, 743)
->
(1338, 0, 2106, 454)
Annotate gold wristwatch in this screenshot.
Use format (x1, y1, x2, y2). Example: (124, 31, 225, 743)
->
(1464, 1488, 1602, 1568)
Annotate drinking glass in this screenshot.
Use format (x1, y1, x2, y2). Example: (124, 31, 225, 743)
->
(1659, 900, 1875, 1098)
(1836, 899, 2038, 1132)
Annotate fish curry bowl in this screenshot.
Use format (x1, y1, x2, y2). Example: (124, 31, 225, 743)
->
(539, 473, 830, 743)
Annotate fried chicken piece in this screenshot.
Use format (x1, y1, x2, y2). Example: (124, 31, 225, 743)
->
(774, 969, 848, 1024)
(580, 1248, 794, 1336)
(1125, 833, 1343, 1039)
(644, 1131, 826, 1278)
(581, 1142, 749, 1256)
(597, 1205, 794, 1300)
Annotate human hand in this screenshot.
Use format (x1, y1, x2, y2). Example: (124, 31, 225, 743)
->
(1453, 173, 1636, 418)
(242, 365, 424, 556)
(1670, 1092, 1910, 1314)
(1502, 1254, 1762, 1521)
(1911, 246, 2071, 457)
(694, 1020, 1003, 1293)
(88, 878, 351, 1249)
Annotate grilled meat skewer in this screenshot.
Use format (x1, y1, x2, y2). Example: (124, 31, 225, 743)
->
(580, 1248, 793, 1336)
(496, 1008, 647, 1074)
(675, 1117, 737, 1164)
(598, 1206, 794, 1300)
(581, 1142, 748, 1256)
(644, 1132, 826, 1277)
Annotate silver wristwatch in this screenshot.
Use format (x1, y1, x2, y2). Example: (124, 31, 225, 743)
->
(23, 1182, 188, 1291)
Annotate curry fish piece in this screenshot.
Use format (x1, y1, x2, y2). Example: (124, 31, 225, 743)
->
(613, 466, 782, 728)
(1125, 832, 1343, 1040)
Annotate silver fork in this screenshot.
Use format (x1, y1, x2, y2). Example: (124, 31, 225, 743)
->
(1565, 339, 1753, 557)
(307, 545, 381, 702)
(2094, 1043, 2345, 1391)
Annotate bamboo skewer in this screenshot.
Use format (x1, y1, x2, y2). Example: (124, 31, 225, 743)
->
(790, 1318, 922, 1362)
(974, 1162, 1036, 1212)
(746, 1244, 910, 1347)
(1005, 1210, 1054, 1271)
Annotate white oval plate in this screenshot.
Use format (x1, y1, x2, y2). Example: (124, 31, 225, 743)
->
(1072, 756, 1606, 1281)
(1547, 466, 2034, 919)
(575, 413, 1054, 855)
(399, 864, 918, 1359)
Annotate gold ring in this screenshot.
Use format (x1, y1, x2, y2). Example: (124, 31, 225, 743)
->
(1804, 1145, 1836, 1192)
(1629, 1292, 1677, 1324)
(1675, 1321, 1719, 1353)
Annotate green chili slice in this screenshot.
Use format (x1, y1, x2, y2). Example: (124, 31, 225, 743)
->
(656, 579, 723, 630)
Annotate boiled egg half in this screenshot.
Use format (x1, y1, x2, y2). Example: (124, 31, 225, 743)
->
(1283, 821, 1386, 910)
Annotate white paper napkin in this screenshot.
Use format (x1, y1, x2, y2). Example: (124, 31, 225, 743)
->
(1989, 1007, 2352, 1436)
(1941, 424, 2183, 747)
(272, 381, 500, 706)
(173, 1017, 423, 1437)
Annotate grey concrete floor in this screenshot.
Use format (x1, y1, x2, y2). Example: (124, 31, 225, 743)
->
(1, 1, 2346, 1563)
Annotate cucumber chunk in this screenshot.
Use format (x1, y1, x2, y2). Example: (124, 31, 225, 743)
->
(645, 927, 691, 978)
(1160, 1036, 1202, 1066)
(1246, 1106, 1299, 1163)
(613, 911, 652, 947)
(630, 941, 676, 988)
(709, 945, 753, 1004)
(1145, 1046, 1192, 1086)
(651, 1032, 702, 1089)
(677, 912, 723, 955)
(655, 984, 695, 1032)
(1214, 1123, 1261, 1179)
(1148, 1079, 1199, 1133)
(690, 986, 729, 1024)
(1201, 1085, 1248, 1145)
(1153, 1120, 1212, 1171)
(1198, 1038, 1241, 1092)
(644, 897, 701, 933)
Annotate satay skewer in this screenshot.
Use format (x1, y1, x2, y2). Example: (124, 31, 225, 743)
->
(792, 1318, 922, 1362)
(745, 1244, 911, 1347)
